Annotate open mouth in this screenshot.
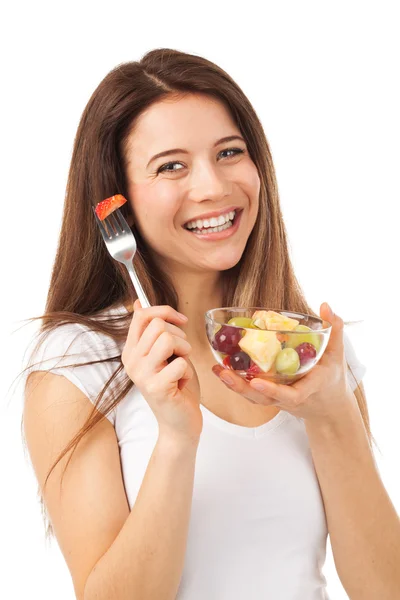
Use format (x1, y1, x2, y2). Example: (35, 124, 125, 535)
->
(183, 208, 243, 235)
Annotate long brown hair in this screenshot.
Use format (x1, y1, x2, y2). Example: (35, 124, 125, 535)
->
(21, 48, 375, 539)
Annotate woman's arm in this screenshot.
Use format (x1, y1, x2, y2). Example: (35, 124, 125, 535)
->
(84, 434, 199, 600)
(24, 372, 199, 600)
(305, 384, 400, 599)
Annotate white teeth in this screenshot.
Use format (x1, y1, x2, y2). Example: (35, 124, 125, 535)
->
(189, 219, 234, 234)
(185, 210, 236, 230)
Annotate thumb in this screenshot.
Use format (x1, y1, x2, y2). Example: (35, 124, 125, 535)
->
(320, 302, 344, 355)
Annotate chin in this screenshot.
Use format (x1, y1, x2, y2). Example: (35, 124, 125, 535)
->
(211, 249, 245, 271)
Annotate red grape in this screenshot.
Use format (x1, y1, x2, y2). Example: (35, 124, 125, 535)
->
(229, 351, 251, 370)
(295, 342, 317, 365)
(212, 325, 244, 355)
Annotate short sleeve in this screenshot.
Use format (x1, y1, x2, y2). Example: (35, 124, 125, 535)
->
(343, 330, 367, 392)
(22, 323, 123, 425)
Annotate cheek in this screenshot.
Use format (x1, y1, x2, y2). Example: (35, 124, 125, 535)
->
(241, 164, 260, 230)
(128, 181, 183, 245)
(129, 181, 178, 223)
(247, 163, 261, 197)
(147, 181, 182, 212)
(237, 162, 261, 217)
(234, 159, 261, 195)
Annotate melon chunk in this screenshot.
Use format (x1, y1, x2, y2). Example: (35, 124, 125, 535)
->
(251, 310, 299, 331)
(238, 329, 281, 372)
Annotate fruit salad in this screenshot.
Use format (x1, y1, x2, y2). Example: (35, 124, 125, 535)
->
(95, 194, 127, 220)
(208, 309, 326, 382)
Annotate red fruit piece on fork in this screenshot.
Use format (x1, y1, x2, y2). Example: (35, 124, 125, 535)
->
(95, 194, 127, 221)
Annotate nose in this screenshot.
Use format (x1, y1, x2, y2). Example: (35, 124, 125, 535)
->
(187, 160, 232, 203)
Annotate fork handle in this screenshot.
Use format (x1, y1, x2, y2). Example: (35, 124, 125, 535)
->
(125, 262, 179, 365)
(125, 263, 151, 308)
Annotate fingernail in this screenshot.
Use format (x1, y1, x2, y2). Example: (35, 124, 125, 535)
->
(220, 374, 234, 386)
(252, 382, 266, 391)
(178, 313, 188, 321)
(212, 366, 223, 378)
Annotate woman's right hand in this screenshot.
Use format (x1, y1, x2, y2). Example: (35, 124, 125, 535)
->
(121, 299, 202, 443)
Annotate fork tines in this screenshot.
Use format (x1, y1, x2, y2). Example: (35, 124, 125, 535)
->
(92, 207, 128, 239)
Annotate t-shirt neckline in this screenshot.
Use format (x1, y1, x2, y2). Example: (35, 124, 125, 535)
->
(200, 404, 289, 438)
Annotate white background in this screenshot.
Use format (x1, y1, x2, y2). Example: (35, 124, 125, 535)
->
(1, 1, 399, 598)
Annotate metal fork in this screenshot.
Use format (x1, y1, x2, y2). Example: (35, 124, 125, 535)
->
(92, 207, 150, 309)
(92, 207, 179, 364)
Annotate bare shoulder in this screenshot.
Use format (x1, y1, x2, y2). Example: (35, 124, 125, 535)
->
(24, 371, 130, 599)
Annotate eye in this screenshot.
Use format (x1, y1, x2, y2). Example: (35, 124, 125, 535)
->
(156, 147, 246, 174)
(219, 147, 245, 159)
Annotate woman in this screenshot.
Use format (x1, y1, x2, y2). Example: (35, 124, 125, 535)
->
(22, 48, 400, 599)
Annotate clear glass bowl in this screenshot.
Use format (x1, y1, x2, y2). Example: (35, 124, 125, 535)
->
(205, 307, 332, 385)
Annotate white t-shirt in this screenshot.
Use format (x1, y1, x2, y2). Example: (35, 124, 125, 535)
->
(23, 304, 367, 600)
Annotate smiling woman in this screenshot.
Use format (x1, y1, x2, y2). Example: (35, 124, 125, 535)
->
(120, 91, 261, 276)
(19, 48, 398, 600)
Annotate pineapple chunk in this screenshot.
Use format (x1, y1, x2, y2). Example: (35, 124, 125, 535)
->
(238, 329, 281, 372)
(251, 310, 299, 331)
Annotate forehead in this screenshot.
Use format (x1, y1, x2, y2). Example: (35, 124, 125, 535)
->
(126, 94, 239, 158)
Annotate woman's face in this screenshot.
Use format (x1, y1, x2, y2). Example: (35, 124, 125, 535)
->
(124, 93, 261, 275)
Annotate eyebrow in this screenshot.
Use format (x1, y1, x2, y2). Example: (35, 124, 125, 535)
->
(146, 135, 246, 169)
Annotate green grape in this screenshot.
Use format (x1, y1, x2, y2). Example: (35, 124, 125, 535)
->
(227, 317, 258, 329)
(275, 348, 300, 375)
(285, 324, 321, 352)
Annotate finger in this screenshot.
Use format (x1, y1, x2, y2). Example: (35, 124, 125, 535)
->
(132, 333, 191, 385)
(148, 331, 192, 369)
(249, 377, 301, 405)
(214, 368, 278, 406)
(135, 317, 187, 357)
(157, 355, 193, 390)
(128, 304, 187, 347)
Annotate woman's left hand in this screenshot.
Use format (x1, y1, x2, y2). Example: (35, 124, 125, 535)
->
(212, 303, 357, 424)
